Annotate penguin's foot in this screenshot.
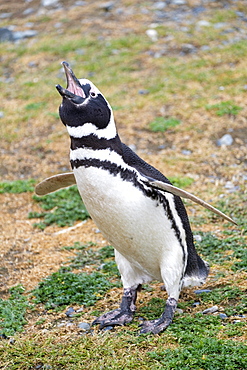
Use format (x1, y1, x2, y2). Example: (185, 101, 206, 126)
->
(139, 297, 177, 335)
(92, 307, 134, 329)
(92, 286, 139, 329)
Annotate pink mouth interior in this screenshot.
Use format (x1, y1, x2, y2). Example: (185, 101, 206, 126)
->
(67, 74, 86, 98)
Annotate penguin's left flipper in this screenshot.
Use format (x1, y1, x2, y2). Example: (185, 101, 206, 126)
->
(35, 172, 76, 196)
(139, 297, 177, 335)
(142, 177, 237, 226)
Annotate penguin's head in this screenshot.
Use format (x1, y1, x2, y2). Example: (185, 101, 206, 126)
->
(56, 61, 116, 139)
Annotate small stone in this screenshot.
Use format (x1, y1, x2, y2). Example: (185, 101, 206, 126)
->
(41, 0, 59, 6)
(194, 234, 202, 242)
(172, 0, 186, 4)
(181, 44, 196, 54)
(0, 111, 4, 118)
(217, 134, 233, 146)
(23, 8, 34, 15)
(102, 325, 114, 331)
(192, 302, 200, 307)
(146, 29, 158, 42)
(176, 308, 183, 314)
(219, 313, 228, 319)
(0, 13, 12, 19)
(13, 30, 38, 41)
(181, 149, 191, 155)
(0, 28, 14, 42)
(197, 20, 211, 27)
(65, 307, 75, 317)
(78, 322, 91, 331)
(153, 2, 166, 10)
(194, 289, 211, 294)
(202, 305, 218, 314)
(98, 2, 115, 12)
(138, 89, 149, 95)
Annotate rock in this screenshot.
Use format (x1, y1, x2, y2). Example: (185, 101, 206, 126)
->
(181, 149, 192, 155)
(102, 325, 114, 331)
(0, 28, 14, 42)
(13, 30, 38, 41)
(202, 305, 218, 314)
(78, 322, 91, 331)
(41, 0, 60, 6)
(0, 13, 12, 19)
(181, 44, 196, 54)
(146, 29, 158, 42)
(194, 234, 202, 242)
(98, 2, 115, 12)
(65, 307, 75, 317)
(192, 302, 200, 307)
(217, 134, 233, 146)
(153, 2, 166, 10)
(197, 20, 211, 27)
(194, 289, 211, 294)
(0, 111, 4, 118)
(219, 313, 228, 319)
(138, 89, 149, 95)
(172, 0, 187, 5)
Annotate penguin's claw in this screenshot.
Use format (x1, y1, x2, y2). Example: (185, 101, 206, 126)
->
(139, 318, 171, 334)
(139, 297, 177, 334)
(92, 308, 134, 329)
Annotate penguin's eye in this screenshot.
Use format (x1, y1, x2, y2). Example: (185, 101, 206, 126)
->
(90, 91, 97, 98)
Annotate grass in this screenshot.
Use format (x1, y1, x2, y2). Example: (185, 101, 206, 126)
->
(0, 286, 30, 337)
(149, 117, 181, 132)
(0, 179, 36, 193)
(206, 100, 243, 116)
(0, 1, 247, 369)
(28, 185, 90, 229)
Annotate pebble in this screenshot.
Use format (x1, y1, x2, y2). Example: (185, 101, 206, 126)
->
(146, 29, 158, 42)
(194, 289, 211, 294)
(194, 234, 202, 242)
(0, 111, 4, 118)
(219, 313, 228, 319)
(192, 301, 200, 307)
(41, 0, 60, 7)
(0, 28, 14, 42)
(181, 44, 196, 54)
(65, 307, 75, 317)
(102, 325, 114, 331)
(197, 20, 211, 27)
(217, 134, 233, 146)
(78, 322, 91, 331)
(202, 305, 218, 314)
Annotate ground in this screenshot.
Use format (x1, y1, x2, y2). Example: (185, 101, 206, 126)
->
(0, 1, 246, 369)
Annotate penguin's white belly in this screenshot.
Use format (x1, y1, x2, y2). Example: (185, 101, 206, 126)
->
(73, 166, 186, 282)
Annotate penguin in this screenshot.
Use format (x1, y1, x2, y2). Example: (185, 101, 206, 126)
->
(38, 61, 236, 334)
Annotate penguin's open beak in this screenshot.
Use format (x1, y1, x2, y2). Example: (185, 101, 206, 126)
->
(56, 61, 86, 103)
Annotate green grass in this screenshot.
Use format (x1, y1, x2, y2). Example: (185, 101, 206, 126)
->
(206, 100, 243, 116)
(0, 179, 36, 194)
(28, 185, 90, 229)
(32, 271, 113, 310)
(0, 286, 30, 337)
(149, 117, 181, 132)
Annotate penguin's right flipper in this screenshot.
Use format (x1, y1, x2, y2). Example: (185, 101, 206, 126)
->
(143, 178, 237, 225)
(35, 172, 76, 196)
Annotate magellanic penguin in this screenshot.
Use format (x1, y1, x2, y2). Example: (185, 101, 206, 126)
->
(45, 61, 235, 334)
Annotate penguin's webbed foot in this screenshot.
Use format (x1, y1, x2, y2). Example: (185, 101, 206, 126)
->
(92, 286, 139, 330)
(139, 297, 177, 335)
(92, 308, 134, 329)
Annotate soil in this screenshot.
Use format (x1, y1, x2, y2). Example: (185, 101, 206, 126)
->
(0, 0, 246, 334)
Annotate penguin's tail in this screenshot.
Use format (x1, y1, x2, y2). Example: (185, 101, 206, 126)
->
(183, 255, 209, 288)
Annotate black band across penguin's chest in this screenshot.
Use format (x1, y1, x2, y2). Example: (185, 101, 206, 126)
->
(71, 156, 186, 261)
